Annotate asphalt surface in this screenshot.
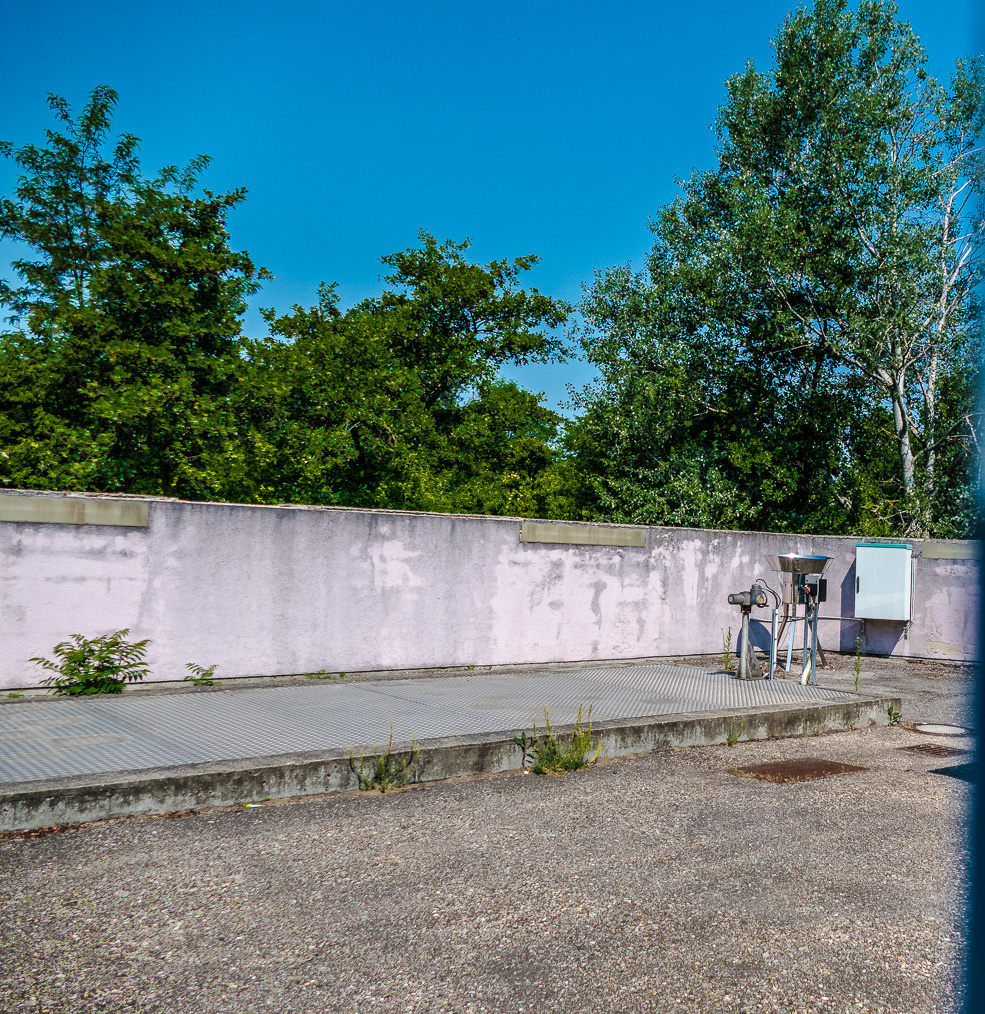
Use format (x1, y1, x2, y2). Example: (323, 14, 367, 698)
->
(0, 657, 972, 1014)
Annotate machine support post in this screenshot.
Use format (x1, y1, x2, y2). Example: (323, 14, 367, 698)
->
(809, 602, 820, 685)
(727, 583, 767, 679)
(768, 608, 777, 680)
(738, 605, 752, 679)
(801, 601, 811, 683)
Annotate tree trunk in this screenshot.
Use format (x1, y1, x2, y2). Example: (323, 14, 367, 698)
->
(924, 344, 937, 499)
(891, 380, 916, 497)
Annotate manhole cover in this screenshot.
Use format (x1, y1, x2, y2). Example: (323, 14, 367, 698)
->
(914, 724, 969, 737)
(900, 743, 967, 758)
(730, 758, 867, 783)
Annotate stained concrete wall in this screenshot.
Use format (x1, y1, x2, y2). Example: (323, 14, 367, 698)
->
(0, 490, 978, 688)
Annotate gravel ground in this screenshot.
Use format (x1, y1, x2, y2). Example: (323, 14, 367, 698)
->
(0, 660, 971, 1014)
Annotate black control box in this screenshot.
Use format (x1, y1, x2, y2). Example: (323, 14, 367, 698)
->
(795, 575, 827, 604)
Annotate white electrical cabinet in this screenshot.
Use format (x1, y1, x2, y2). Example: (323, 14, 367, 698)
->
(854, 543, 912, 621)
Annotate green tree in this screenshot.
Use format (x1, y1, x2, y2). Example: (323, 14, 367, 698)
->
(0, 87, 266, 497)
(229, 233, 573, 513)
(225, 283, 430, 507)
(577, 0, 983, 536)
(359, 233, 568, 412)
(405, 378, 578, 519)
(0, 85, 140, 324)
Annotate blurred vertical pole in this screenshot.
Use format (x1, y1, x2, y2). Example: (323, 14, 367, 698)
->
(966, 436, 984, 1009)
(964, 11, 985, 1010)
(964, 382, 984, 1003)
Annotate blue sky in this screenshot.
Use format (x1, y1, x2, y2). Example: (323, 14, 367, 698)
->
(1, 0, 979, 412)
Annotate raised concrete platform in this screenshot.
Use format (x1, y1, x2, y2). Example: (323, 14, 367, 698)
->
(0, 663, 899, 831)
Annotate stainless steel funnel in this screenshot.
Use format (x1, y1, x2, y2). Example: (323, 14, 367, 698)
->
(766, 554, 832, 606)
(765, 554, 832, 575)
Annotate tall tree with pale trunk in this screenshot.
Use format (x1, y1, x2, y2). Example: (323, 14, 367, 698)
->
(578, 0, 983, 536)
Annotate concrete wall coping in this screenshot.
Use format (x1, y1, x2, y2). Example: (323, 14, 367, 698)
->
(0, 487, 980, 551)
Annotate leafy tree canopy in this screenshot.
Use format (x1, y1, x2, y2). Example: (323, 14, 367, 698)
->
(574, 0, 983, 537)
(0, 86, 268, 498)
(231, 233, 573, 514)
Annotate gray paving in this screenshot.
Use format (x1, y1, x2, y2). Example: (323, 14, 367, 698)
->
(0, 663, 854, 784)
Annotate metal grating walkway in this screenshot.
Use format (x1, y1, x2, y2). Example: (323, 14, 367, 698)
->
(0, 664, 854, 784)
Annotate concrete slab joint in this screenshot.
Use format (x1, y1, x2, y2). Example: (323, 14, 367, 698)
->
(519, 521, 646, 547)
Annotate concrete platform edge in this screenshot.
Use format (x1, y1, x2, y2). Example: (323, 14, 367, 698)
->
(0, 693, 900, 832)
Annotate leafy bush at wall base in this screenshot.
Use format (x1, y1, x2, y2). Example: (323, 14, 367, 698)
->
(30, 629, 151, 695)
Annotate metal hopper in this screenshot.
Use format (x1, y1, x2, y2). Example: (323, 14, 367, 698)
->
(765, 554, 832, 684)
(766, 554, 831, 605)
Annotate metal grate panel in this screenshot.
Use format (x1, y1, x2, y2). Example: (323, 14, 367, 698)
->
(0, 664, 855, 784)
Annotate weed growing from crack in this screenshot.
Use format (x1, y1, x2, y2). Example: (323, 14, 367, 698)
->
(31, 630, 150, 695)
(853, 638, 862, 693)
(887, 706, 902, 726)
(516, 705, 602, 776)
(184, 663, 218, 687)
(513, 730, 537, 769)
(725, 717, 744, 747)
(349, 725, 419, 792)
(721, 627, 734, 671)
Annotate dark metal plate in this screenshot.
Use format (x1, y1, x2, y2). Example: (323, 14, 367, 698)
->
(730, 758, 866, 783)
(899, 743, 967, 758)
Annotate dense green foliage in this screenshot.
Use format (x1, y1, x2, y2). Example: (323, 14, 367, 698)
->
(225, 235, 573, 514)
(0, 88, 267, 498)
(572, 0, 983, 537)
(2, 0, 981, 537)
(0, 90, 572, 514)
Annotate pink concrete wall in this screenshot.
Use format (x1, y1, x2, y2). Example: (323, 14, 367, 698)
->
(0, 491, 977, 688)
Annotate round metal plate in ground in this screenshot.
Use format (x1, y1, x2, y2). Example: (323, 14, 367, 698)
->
(914, 723, 970, 737)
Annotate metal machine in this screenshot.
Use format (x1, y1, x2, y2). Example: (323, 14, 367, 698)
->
(765, 554, 832, 684)
(726, 554, 832, 684)
(726, 583, 768, 679)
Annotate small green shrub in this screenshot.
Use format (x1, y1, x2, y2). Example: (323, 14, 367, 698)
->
(513, 730, 537, 768)
(721, 627, 733, 671)
(518, 705, 602, 775)
(184, 663, 218, 687)
(31, 629, 151, 696)
(725, 717, 744, 747)
(887, 706, 902, 725)
(349, 725, 419, 793)
(853, 638, 863, 693)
